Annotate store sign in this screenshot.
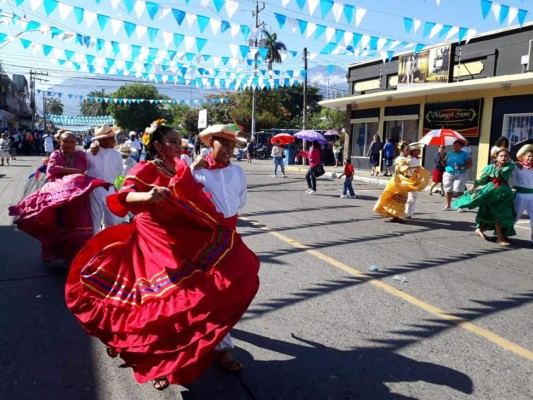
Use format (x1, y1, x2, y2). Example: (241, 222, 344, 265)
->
(423, 99, 482, 137)
(197, 109, 208, 129)
(398, 44, 451, 88)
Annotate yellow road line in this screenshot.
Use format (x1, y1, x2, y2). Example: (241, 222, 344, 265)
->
(243, 218, 533, 361)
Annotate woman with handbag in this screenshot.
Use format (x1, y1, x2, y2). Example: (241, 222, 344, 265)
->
(302, 141, 322, 194)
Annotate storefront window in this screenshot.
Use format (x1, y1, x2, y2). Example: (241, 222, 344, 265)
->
(384, 119, 419, 145)
(351, 121, 378, 158)
(502, 114, 533, 148)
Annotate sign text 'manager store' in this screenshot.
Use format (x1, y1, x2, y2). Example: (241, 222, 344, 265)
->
(423, 99, 483, 137)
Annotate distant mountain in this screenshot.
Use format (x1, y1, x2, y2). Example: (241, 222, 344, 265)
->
(307, 64, 348, 98)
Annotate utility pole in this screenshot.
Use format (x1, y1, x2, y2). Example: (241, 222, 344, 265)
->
(29, 70, 48, 129)
(302, 47, 308, 130)
(251, 0, 265, 136)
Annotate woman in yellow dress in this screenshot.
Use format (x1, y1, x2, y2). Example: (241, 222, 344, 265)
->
(373, 142, 430, 223)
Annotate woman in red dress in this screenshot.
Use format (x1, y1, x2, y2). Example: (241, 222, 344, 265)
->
(65, 120, 259, 390)
(9, 130, 108, 264)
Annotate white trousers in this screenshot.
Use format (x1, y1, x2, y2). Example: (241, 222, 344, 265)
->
(90, 187, 119, 234)
(514, 193, 533, 241)
(214, 333, 234, 351)
(406, 191, 418, 217)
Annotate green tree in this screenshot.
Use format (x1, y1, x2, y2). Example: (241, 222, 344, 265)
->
(80, 89, 110, 116)
(45, 97, 64, 115)
(276, 85, 323, 128)
(107, 83, 168, 132)
(262, 30, 287, 73)
(307, 108, 346, 130)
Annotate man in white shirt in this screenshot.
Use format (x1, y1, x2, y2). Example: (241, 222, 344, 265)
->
(125, 131, 142, 161)
(191, 124, 248, 371)
(43, 133, 55, 156)
(86, 124, 123, 234)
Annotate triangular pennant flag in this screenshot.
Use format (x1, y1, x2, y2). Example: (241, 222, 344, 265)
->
(319, 0, 333, 18)
(225, 0, 238, 19)
(423, 21, 436, 38)
(404, 17, 413, 33)
(196, 38, 207, 52)
(507, 7, 518, 26)
(480, 0, 492, 19)
(73, 7, 84, 24)
(123, 21, 136, 37)
(413, 19, 422, 34)
(20, 38, 31, 49)
(210, 18, 222, 34)
(517, 9, 527, 27)
(172, 9, 186, 25)
(491, 2, 501, 22)
(173, 33, 184, 48)
(355, 7, 367, 27)
(147, 27, 158, 42)
(145, 1, 160, 20)
(343, 4, 354, 24)
(221, 21, 231, 33)
(136, 25, 147, 41)
(315, 24, 326, 40)
(275, 13, 287, 29)
(212, 0, 225, 13)
(239, 45, 249, 59)
(499, 5, 509, 25)
(57, 3, 73, 20)
(445, 26, 459, 40)
(429, 23, 443, 39)
(240, 25, 250, 40)
(332, 2, 343, 22)
(458, 27, 468, 43)
(97, 14, 110, 30)
(43, 0, 58, 16)
(295, 0, 306, 11)
(414, 43, 425, 54)
(84, 11, 97, 28)
(197, 15, 210, 33)
(439, 24, 452, 38)
(123, 0, 135, 13)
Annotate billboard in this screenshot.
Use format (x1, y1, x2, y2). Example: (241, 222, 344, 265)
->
(423, 99, 483, 137)
(198, 109, 208, 129)
(398, 44, 451, 87)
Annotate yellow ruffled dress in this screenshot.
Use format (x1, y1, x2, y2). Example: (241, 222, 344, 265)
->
(373, 156, 430, 218)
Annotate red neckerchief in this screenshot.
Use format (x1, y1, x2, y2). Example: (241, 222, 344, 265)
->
(522, 162, 532, 170)
(205, 153, 231, 170)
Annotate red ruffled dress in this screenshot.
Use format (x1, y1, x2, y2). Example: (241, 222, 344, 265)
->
(65, 161, 260, 385)
(9, 149, 108, 263)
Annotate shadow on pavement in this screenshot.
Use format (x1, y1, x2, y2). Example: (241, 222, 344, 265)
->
(0, 225, 97, 400)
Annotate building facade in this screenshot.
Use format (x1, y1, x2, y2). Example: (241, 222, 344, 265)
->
(320, 24, 533, 178)
(0, 70, 31, 131)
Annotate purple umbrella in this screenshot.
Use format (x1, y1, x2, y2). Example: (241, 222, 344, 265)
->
(324, 129, 340, 136)
(294, 130, 328, 145)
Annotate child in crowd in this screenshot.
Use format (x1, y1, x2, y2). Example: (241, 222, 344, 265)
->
(338, 158, 356, 198)
(86, 124, 123, 234)
(512, 144, 533, 246)
(0, 132, 11, 166)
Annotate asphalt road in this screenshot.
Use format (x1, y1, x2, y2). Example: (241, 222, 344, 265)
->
(1, 156, 531, 400)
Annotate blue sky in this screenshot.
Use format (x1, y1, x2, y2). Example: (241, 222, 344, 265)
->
(0, 0, 531, 116)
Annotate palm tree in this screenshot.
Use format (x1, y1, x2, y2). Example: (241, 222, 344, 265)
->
(261, 29, 287, 73)
(80, 89, 110, 116)
(45, 97, 64, 115)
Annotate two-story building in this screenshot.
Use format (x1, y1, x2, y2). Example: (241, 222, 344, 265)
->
(319, 23, 533, 178)
(0, 70, 32, 131)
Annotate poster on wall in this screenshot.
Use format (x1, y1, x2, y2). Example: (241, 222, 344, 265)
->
(423, 99, 482, 137)
(398, 44, 451, 88)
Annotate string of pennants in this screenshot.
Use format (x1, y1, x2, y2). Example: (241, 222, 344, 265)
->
(45, 114, 114, 126)
(37, 89, 231, 105)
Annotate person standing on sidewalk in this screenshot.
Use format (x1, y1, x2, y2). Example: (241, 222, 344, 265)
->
(338, 158, 356, 198)
(428, 146, 446, 196)
(302, 141, 321, 194)
(271, 139, 287, 177)
(367, 134, 382, 176)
